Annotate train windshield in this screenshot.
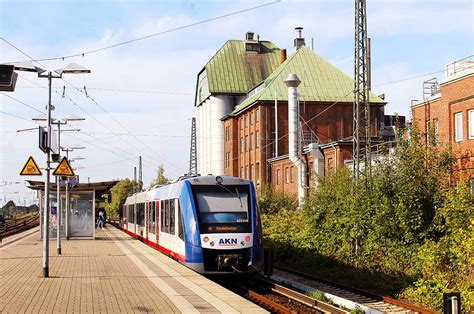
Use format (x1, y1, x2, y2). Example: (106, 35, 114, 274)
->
(192, 184, 251, 233)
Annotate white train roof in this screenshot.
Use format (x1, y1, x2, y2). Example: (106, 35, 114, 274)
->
(125, 175, 252, 203)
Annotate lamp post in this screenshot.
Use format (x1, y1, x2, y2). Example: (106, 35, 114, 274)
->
(32, 115, 84, 255)
(61, 146, 85, 240)
(29, 63, 90, 278)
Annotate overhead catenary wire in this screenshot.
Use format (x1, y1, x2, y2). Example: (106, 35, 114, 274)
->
(3, 0, 281, 63)
(0, 93, 45, 115)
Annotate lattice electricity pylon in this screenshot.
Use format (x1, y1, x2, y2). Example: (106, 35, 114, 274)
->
(138, 156, 143, 190)
(188, 117, 198, 176)
(353, 0, 371, 183)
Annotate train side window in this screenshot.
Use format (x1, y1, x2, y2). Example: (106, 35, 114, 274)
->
(160, 200, 165, 231)
(148, 202, 155, 233)
(128, 204, 134, 223)
(177, 200, 184, 240)
(165, 199, 170, 233)
(170, 199, 175, 235)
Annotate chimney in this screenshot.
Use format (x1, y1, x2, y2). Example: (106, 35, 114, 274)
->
(279, 49, 287, 64)
(245, 31, 260, 53)
(284, 73, 306, 208)
(246, 31, 254, 41)
(294, 27, 305, 50)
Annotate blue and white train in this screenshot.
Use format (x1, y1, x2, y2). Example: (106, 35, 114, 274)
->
(121, 175, 263, 275)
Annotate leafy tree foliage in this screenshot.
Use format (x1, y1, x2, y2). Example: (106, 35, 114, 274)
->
(149, 164, 169, 188)
(261, 125, 472, 311)
(109, 178, 134, 217)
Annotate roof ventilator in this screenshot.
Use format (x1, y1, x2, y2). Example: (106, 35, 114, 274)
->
(294, 27, 305, 50)
(245, 31, 260, 53)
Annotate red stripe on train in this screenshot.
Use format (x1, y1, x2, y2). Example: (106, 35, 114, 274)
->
(117, 225, 185, 262)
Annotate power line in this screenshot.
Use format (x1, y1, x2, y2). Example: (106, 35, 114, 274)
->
(372, 65, 474, 88)
(0, 93, 45, 115)
(0, 110, 41, 124)
(3, 0, 281, 63)
(85, 87, 193, 96)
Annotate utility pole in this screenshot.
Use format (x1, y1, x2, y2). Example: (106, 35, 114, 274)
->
(353, 0, 371, 183)
(138, 156, 142, 190)
(133, 166, 137, 193)
(188, 117, 197, 175)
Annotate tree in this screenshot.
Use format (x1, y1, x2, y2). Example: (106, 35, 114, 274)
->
(149, 164, 169, 188)
(109, 179, 134, 218)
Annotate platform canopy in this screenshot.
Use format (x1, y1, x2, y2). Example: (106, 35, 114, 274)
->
(26, 180, 119, 198)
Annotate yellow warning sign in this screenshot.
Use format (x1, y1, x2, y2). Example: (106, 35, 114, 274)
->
(52, 157, 75, 177)
(20, 156, 42, 176)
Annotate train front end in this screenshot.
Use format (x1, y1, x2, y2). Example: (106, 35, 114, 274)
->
(182, 175, 263, 275)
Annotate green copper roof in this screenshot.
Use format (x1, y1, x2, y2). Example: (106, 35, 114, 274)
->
(232, 46, 385, 115)
(195, 40, 280, 106)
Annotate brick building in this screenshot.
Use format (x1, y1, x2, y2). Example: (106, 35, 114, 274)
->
(195, 28, 387, 197)
(195, 32, 281, 176)
(411, 58, 474, 189)
(220, 44, 385, 194)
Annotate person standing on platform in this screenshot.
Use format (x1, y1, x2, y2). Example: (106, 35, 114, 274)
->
(97, 209, 105, 229)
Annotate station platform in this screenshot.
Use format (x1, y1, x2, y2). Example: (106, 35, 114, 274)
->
(1, 225, 267, 313)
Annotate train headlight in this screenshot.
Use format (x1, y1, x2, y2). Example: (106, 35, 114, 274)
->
(210, 241, 215, 247)
(245, 236, 251, 242)
(203, 236, 209, 243)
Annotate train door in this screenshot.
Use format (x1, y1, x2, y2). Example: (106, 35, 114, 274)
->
(134, 203, 137, 235)
(147, 201, 157, 245)
(159, 199, 170, 250)
(175, 199, 185, 258)
(123, 204, 127, 230)
(155, 201, 159, 246)
(145, 202, 148, 241)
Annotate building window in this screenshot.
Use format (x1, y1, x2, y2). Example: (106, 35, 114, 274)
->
(250, 112, 253, 125)
(276, 169, 281, 185)
(240, 118, 243, 130)
(328, 158, 334, 173)
(245, 135, 249, 151)
(290, 166, 294, 183)
(250, 133, 253, 150)
(469, 109, 474, 140)
(256, 131, 260, 148)
(433, 119, 439, 145)
(256, 108, 260, 122)
(240, 137, 244, 153)
(255, 163, 260, 182)
(455, 112, 463, 142)
(249, 164, 253, 180)
(225, 152, 230, 168)
(245, 114, 249, 128)
(245, 166, 249, 179)
(426, 120, 430, 143)
(285, 167, 290, 184)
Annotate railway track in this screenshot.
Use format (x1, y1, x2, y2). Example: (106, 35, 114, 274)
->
(0, 214, 39, 241)
(219, 276, 345, 313)
(273, 265, 437, 314)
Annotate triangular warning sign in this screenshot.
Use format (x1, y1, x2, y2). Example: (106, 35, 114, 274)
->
(53, 157, 75, 177)
(20, 156, 43, 176)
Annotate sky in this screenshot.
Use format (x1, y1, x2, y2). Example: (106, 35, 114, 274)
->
(0, 0, 472, 206)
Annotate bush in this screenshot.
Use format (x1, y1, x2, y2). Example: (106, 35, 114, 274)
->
(260, 125, 472, 312)
(258, 184, 297, 215)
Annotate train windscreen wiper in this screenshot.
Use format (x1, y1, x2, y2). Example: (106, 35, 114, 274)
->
(215, 182, 243, 208)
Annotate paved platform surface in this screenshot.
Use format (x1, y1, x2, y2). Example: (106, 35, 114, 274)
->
(1, 226, 267, 313)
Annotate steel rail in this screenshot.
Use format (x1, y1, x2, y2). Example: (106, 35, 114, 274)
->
(275, 265, 437, 314)
(0, 214, 39, 240)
